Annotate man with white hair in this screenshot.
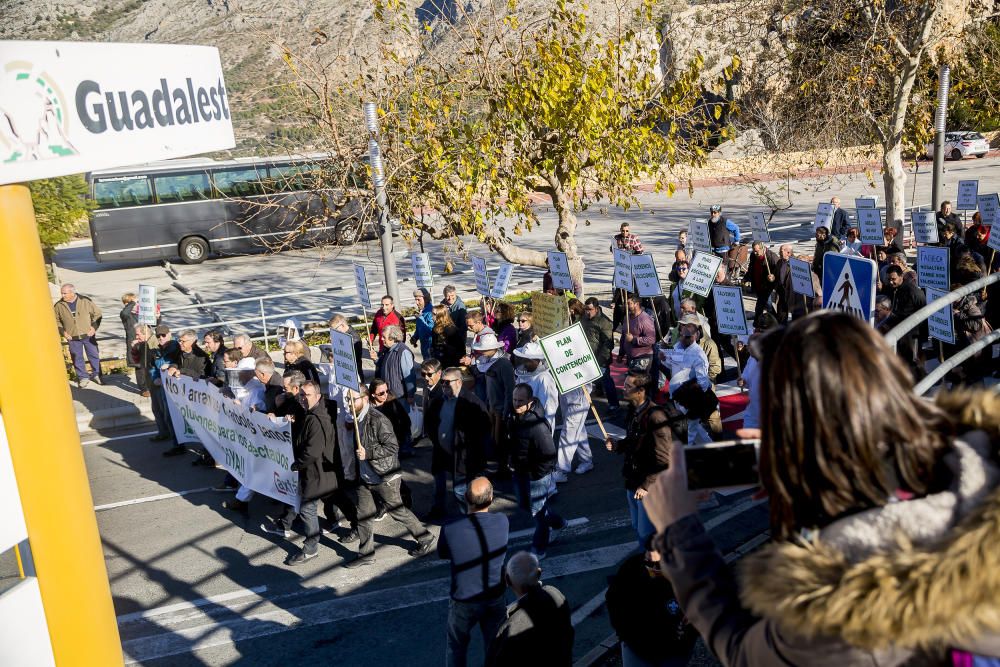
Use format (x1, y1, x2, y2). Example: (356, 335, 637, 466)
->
(233, 333, 268, 363)
(54, 283, 103, 387)
(485, 551, 573, 666)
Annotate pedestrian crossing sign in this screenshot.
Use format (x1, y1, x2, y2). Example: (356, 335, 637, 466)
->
(822, 254, 877, 323)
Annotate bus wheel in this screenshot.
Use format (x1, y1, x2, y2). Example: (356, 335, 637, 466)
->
(179, 236, 210, 264)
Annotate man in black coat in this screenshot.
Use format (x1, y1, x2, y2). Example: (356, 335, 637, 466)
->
(253, 358, 286, 413)
(936, 200, 962, 240)
(830, 196, 850, 239)
(747, 241, 780, 321)
(882, 265, 927, 377)
(262, 380, 339, 565)
(424, 367, 491, 520)
(166, 329, 210, 380)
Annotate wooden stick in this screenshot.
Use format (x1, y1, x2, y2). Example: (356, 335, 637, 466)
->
(733, 335, 744, 391)
(938, 340, 944, 364)
(359, 306, 374, 348)
(582, 385, 609, 440)
(348, 388, 365, 454)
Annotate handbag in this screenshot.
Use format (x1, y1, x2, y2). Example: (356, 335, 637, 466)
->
(672, 378, 718, 419)
(409, 407, 424, 440)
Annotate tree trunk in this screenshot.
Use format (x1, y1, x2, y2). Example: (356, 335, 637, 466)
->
(882, 140, 908, 238)
(552, 190, 585, 298)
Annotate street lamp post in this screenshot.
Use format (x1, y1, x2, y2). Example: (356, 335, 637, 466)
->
(364, 102, 400, 303)
(931, 64, 950, 213)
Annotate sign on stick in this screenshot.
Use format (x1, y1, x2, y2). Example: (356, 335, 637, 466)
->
(612, 247, 632, 291)
(979, 193, 1000, 226)
(683, 252, 723, 298)
(911, 211, 939, 244)
(411, 253, 433, 289)
(629, 254, 662, 297)
(547, 251, 573, 290)
(856, 208, 885, 245)
(490, 263, 514, 299)
(957, 180, 979, 210)
(749, 212, 770, 244)
(137, 284, 157, 325)
(917, 246, 950, 291)
(711, 285, 749, 336)
(855, 196, 878, 209)
(789, 258, 815, 298)
(329, 330, 361, 393)
(688, 220, 711, 253)
(531, 292, 570, 337)
(538, 322, 603, 394)
(353, 264, 372, 310)
(471, 256, 490, 296)
(925, 287, 955, 344)
(814, 203, 834, 230)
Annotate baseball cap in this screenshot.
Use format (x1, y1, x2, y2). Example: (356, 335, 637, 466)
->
(710, 205, 722, 212)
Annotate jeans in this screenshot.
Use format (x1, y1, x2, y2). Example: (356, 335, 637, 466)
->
(149, 382, 176, 442)
(281, 498, 320, 554)
(753, 289, 778, 321)
(68, 336, 101, 380)
(354, 476, 431, 556)
(626, 489, 655, 550)
(446, 596, 507, 667)
(601, 365, 619, 408)
(516, 474, 565, 552)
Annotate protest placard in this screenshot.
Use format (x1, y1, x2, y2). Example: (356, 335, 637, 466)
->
(925, 287, 955, 345)
(547, 251, 574, 290)
(163, 374, 299, 512)
(911, 210, 939, 244)
(979, 193, 1000, 226)
(750, 212, 770, 244)
(531, 292, 570, 337)
(330, 329, 361, 392)
(789, 258, 815, 297)
(353, 264, 372, 310)
(538, 323, 603, 394)
(137, 284, 157, 325)
(471, 256, 490, 296)
(855, 196, 878, 209)
(815, 202, 834, 230)
(411, 253, 433, 289)
(684, 252, 723, 298)
(612, 247, 632, 291)
(917, 246, 951, 291)
(630, 254, 662, 297)
(711, 285, 749, 336)
(491, 263, 514, 299)
(688, 219, 711, 253)
(957, 180, 979, 210)
(856, 208, 885, 245)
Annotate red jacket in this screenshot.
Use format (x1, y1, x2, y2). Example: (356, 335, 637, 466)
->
(371, 309, 405, 353)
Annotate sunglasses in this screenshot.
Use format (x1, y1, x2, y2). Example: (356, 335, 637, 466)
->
(518, 319, 531, 323)
(421, 371, 438, 377)
(157, 334, 169, 338)
(373, 390, 388, 396)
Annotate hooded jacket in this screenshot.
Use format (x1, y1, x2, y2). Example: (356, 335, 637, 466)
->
(655, 389, 1000, 666)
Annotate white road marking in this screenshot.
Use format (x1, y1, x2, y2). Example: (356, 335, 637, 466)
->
(117, 586, 269, 624)
(94, 487, 212, 512)
(508, 517, 588, 540)
(571, 586, 609, 627)
(81, 430, 158, 446)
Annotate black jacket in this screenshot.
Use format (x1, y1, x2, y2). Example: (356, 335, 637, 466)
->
(356, 406, 400, 479)
(812, 234, 843, 276)
(175, 346, 210, 379)
(295, 401, 339, 501)
(581, 312, 614, 367)
(374, 398, 411, 451)
(273, 392, 306, 443)
(485, 585, 574, 667)
(507, 403, 556, 481)
(432, 324, 466, 368)
(470, 355, 515, 418)
(285, 357, 320, 384)
(260, 372, 286, 413)
(120, 304, 139, 367)
(425, 388, 490, 478)
(831, 207, 850, 239)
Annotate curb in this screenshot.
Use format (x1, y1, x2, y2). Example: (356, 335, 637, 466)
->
(77, 403, 156, 434)
(574, 633, 618, 667)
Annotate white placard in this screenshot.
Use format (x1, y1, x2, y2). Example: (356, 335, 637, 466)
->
(917, 246, 951, 291)
(330, 329, 361, 393)
(688, 220, 712, 253)
(411, 253, 433, 289)
(471, 256, 490, 296)
(137, 283, 157, 325)
(957, 180, 979, 210)
(856, 208, 884, 245)
(925, 287, 955, 345)
(353, 264, 372, 310)
(629, 254, 662, 297)
(749, 212, 770, 244)
(978, 193, 1000, 226)
(789, 258, 815, 297)
(814, 202, 834, 230)
(911, 210, 939, 244)
(0, 42, 235, 185)
(538, 322, 603, 394)
(684, 251, 724, 298)
(711, 284, 749, 336)
(547, 251, 573, 290)
(612, 247, 632, 291)
(0, 415, 28, 553)
(855, 196, 878, 209)
(163, 374, 299, 512)
(490, 262, 514, 299)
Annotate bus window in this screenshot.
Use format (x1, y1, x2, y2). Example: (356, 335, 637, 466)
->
(153, 173, 212, 204)
(269, 164, 321, 192)
(93, 176, 153, 209)
(213, 168, 267, 198)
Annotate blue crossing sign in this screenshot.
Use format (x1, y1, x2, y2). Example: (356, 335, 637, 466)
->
(823, 254, 877, 323)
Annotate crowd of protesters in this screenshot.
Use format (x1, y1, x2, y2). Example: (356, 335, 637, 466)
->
(56, 200, 1000, 666)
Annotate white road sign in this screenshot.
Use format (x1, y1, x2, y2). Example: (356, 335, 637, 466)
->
(684, 252, 723, 298)
(711, 284, 749, 336)
(538, 322, 603, 394)
(547, 250, 573, 290)
(629, 254, 662, 297)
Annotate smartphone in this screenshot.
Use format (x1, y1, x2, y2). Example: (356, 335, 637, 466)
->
(685, 439, 760, 491)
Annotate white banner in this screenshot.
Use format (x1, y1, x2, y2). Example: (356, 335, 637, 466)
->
(471, 256, 490, 296)
(547, 251, 573, 290)
(490, 262, 514, 299)
(979, 193, 1000, 226)
(789, 258, 815, 297)
(925, 287, 955, 345)
(688, 219, 711, 253)
(856, 208, 884, 245)
(411, 253, 433, 289)
(957, 180, 979, 210)
(629, 253, 662, 297)
(855, 196, 878, 209)
(749, 212, 770, 244)
(684, 252, 723, 298)
(0, 42, 235, 185)
(814, 202, 834, 230)
(911, 210, 939, 244)
(353, 264, 372, 310)
(917, 246, 950, 291)
(163, 374, 299, 512)
(330, 329, 361, 392)
(538, 322, 602, 394)
(711, 284, 749, 336)
(137, 284, 157, 325)
(612, 247, 632, 291)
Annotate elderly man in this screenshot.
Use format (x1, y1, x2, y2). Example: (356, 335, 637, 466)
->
(233, 333, 268, 363)
(376, 324, 416, 409)
(747, 241, 779, 321)
(55, 283, 103, 387)
(442, 285, 468, 339)
(165, 329, 210, 380)
(774, 243, 795, 322)
(830, 196, 850, 239)
(467, 333, 515, 476)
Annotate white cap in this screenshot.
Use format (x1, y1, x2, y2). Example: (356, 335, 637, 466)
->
(471, 332, 504, 351)
(513, 341, 546, 361)
(236, 357, 256, 371)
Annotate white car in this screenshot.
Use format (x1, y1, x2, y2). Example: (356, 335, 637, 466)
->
(925, 131, 990, 160)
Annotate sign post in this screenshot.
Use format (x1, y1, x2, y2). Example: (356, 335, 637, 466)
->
(977, 193, 999, 226)
(538, 323, 608, 438)
(925, 287, 955, 345)
(330, 330, 362, 393)
(629, 254, 662, 297)
(789, 257, 814, 313)
(687, 219, 711, 254)
(471, 256, 491, 297)
(530, 292, 571, 337)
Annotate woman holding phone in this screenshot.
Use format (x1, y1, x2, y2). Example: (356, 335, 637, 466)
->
(643, 311, 1000, 665)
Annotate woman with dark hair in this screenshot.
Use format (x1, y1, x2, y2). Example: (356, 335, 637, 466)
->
(431, 304, 465, 368)
(494, 301, 518, 353)
(643, 311, 1000, 665)
(512, 311, 535, 368)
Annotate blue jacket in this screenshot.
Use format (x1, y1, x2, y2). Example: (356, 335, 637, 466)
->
(412, 304, 434, 357)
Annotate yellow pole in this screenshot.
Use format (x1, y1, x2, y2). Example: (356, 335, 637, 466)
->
(0, 185, 123, 665)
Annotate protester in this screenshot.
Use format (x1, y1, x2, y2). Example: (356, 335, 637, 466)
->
(424, 368, 491, 519)
(708, 205, 740, 258)
(369, 378, 413, 459)
(840, 227, 863, 256)
(371, 295, 406, 356)
(605, 371, 674, 549)
(941, 222, 968, 270)
(622, 294, 655, 371)
(330, 314, 365, 374)
(233, 333, 268, 363)
(283, 339, 319, 384)
(581, 297, 617, 410)
(676, 229, 687, 253)
(467, 333, 515, 476)
(375, 325, 417, 413)
(747, 241, 779, 321)
(512, 312, 535, 368)
(419, 358, 444, 418)
(664, 306, 721, 386)
(120, 293, 143, 392)
(432, 305, 466, 369)
(615, 222, 645, 255)
(134, 325, 179, 445)
(164, 329, 210, 381)
(881, 265, 926, 377)
(442, 285, 468, 338)
(410, 288, 435, 359)
(203, 330, 228, 386)
(936, 199, 961, 239)
(492, 302, 518, 353)
(485, 551, 574, 667)
(439, 477, 509, 667)
(737, 312, 777, 431)
(774, 243, 794, 322)
(664, 316, 719, 444)
(55, 283, 103, 387)
(874, 295, 893, 334)
(667, 261, 689, 320)
(461, 311, 496, 363)
(811, 225, 842, 276)
(830, 196, 850, 239)
(512, 342, 558, 431)
(643, 311, 1000, 666)
(250, 357, 286, 413)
